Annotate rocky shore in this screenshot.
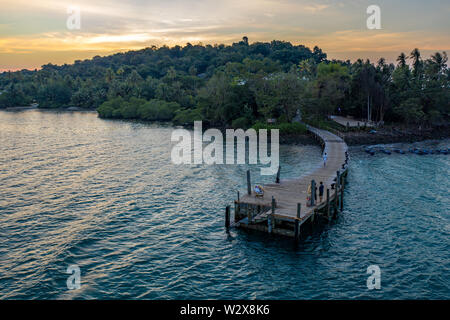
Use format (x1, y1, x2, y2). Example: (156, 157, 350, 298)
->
(282, 124, 450, 146)
(342, 125, 450, 145)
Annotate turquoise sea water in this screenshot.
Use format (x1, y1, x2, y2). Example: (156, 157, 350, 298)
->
(0, 110, 448, 299)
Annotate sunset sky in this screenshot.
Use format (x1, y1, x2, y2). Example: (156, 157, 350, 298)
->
(1, 0, 449, 71)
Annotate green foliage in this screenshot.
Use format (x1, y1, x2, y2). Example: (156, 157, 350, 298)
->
(36, 80, 72, 108)
(97, 97, 180, 121)
(393, 98, 425, 124)
(231, 117, 251, 129)
(172, 108, 203, 126)
(0, 83, 31, 108)
(138, 99, 180, 121)
(1, 41, 448, 129)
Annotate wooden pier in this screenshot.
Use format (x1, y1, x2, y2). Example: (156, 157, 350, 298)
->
(226, 125, 349, 241)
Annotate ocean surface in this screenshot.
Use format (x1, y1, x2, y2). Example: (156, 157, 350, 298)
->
(0, 110, 448, 299)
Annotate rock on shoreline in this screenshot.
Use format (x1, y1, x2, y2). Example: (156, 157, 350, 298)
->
(280, 125, 450, 146)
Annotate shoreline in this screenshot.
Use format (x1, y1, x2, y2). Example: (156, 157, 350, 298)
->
(280, 127, 450, 146)
(2, 107, 449, 146)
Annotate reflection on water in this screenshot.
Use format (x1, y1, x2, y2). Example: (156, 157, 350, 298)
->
(0, 110, 448, 299)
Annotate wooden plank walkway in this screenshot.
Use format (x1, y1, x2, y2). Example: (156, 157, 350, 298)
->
(236, 125, 348, 226)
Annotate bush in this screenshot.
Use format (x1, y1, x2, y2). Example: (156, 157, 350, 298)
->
(172, 108, 203, 125)
(231, 117, 251, 129)
(137, 99, 180, 121)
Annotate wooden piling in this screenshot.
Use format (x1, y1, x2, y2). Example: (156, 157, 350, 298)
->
(294, 203, 301, 241)
(247, 170, 251, 195)
(334, 177, 338, 217)
(326, 188, 330, 220)
(336, 171, 340, 190)
(268, 197, 275, 234)
(225, 205, 230, 229)
(276, 166, 281, 183)
(340, 185, 344, 211)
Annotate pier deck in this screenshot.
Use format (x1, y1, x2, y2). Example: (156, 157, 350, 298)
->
(231, 125, 349, 238)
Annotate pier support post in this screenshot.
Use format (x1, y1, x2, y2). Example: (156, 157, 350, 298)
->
(247, 170, 251, 195)
(294, 203, 301, 241)
(236, 191, 240, 221)
(225, 205, 230, 229)
(310, 180, 316, 206)
(326, 188, 331, 220)
(336, 171, 340, 190)
(334, 182, 338, 218)
(247, 205, 252, 222)
(268, 197, 275, 234)
(276, 166, 281, 183)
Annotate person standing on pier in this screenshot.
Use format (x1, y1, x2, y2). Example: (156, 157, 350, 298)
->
(319, 182, 324, 203)
(323, 153, 328, 167)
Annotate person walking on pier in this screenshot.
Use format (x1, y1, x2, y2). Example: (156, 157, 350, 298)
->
(319, 182, 324, 203)
(323, 152, 328, 167)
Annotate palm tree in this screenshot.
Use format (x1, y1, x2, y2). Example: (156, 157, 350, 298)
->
(409, 48, 421, 77)
(397, 53, 407, 68)
(431, 52, 448, 73)
(377, 57, 386, 69)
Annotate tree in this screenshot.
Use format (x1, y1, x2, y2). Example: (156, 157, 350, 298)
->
(393, 98, 424, 124)
(312, 62, 350, 116)
(397, 52, 407, 68)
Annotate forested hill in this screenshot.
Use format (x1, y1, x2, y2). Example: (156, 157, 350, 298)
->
(0, 38, 449, 130)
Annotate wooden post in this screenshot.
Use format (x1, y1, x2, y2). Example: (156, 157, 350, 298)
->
(294, 203, 301, 241)
(235, 191, 240, 221)
(247, 205, 252, 222)
(326, 188, 331, 220)
(246, 170, 251, 195)
(340, 175, 345, 211)
(334, 179, 338, 218)
(225, 205, 230, 229)
(268, 197, 275, 234)
(276, 166, 281, 183)
(336, 171, 340, 189)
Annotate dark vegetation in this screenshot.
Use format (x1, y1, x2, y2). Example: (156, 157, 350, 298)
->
(0, 38, 448, 131)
